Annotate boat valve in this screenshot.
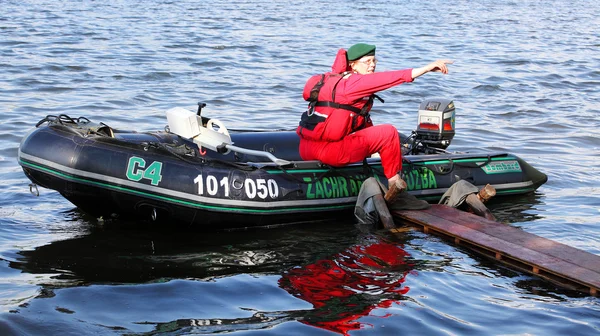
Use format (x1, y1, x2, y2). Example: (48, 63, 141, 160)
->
(28, 183, 39, 196)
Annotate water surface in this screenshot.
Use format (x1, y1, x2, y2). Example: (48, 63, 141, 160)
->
(1, 0, 599, 335)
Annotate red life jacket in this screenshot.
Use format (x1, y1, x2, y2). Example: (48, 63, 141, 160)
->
(297, 73, 383, 142)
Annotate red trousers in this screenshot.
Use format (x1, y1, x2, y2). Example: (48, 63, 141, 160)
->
(299, 124, 401, 179)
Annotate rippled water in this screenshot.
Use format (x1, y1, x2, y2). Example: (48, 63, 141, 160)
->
(1, 0, 599, 335)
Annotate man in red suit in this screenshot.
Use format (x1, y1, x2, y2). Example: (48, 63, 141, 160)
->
(297, 43, 452, 188)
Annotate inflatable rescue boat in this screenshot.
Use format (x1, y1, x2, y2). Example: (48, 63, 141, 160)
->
(18, 99, 547, 229)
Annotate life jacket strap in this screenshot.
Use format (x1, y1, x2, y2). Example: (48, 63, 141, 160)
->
(314, 101, 363, 114)
(301, 73, 385, 133)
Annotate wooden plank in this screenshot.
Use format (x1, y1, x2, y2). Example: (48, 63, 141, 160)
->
(391, 204, 600, 294)
(396, 207, 600, 290)
(441, 208, 600, 272)
(405, 206, 600, 273)
(372, 193, 396, 229)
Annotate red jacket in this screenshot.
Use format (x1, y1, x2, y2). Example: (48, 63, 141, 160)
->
(297, 49, 414, 142)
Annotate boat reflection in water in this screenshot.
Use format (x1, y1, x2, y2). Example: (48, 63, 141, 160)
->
(125, 236, 414, 335)
(279, 236, 414, 335)
(132, 235, 414, 335)
(9, 212, 414, 335)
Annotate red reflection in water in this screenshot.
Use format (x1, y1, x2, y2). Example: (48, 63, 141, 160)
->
(279, 237, 414, 335)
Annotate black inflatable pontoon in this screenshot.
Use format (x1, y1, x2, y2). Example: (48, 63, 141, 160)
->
(18, 100, 547, 229)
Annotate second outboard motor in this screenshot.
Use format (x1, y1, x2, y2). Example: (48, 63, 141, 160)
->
(415, 98, 455, 149)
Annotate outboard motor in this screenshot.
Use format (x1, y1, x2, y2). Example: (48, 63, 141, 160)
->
(415, 98, 455, 150)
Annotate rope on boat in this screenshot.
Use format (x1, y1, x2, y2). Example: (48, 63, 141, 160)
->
(35, 114, 90, 128)
(35, 114, 115, 138)
(28, 183, 39, 196)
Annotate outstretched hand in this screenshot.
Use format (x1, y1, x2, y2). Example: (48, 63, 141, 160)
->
(411, 59, 454, 79)
(427, 59, 454, 74)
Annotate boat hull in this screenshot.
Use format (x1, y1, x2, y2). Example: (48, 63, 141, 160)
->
(18, 120, 548, 229)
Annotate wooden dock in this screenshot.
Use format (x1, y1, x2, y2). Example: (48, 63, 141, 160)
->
(390, 205, 600, 295)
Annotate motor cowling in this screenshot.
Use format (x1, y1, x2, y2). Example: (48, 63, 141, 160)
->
(415, 98, 455, 149)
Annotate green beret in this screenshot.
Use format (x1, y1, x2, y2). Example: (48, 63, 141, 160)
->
(347, 43, 376, 61)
